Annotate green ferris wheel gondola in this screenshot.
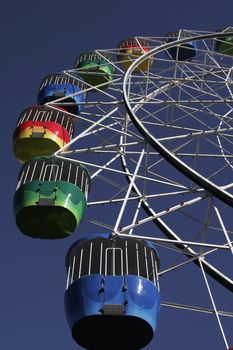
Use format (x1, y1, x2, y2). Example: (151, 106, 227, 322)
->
(74, 51, 115, 89)
(213, 27, 233, 56)
(14, 156, 90, 239)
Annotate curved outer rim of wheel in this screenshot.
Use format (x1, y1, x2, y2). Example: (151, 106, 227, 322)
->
(120, 32, 233, 291)
(119, 132, 233, 292)
(122, 31, 233, 208)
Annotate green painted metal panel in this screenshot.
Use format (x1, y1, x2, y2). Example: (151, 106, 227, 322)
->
(14, 181, 87, 239)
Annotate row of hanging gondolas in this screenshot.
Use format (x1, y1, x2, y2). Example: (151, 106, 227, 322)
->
(13, 29, 233, 239)
(12, 30, 233, 350)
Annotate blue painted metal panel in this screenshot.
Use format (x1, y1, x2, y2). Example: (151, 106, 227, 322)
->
(64, 274, 103, 329)
(165, 31, 197, 61)
(167, 42, 197, 61)
(65, 273, 160, 333)
(65, 273, 160, 348)
(103, 275, 125, 306)
(38, 84, 86, 113)
(124, 275, 160, 331)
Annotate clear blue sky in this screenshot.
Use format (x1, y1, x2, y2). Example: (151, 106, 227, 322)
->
(1, 1, 233, 349)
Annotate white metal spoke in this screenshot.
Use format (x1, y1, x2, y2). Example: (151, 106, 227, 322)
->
(161, 301, 233, 317)
(54, 107, 118, 155)
(114, 149, 145, 232)
(87, 189, 194, 206)
(129, 199, 143, 235)
(214, 206, 233, 255)
(199, 258, 229, 349)
(117, 232, 229, 250)
(120, 194, 206, 233)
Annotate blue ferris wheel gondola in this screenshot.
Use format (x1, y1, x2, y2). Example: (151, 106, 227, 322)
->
(64, 233, 161, 349)
(165, 30, 197, 61)
(37, 73, 86, 115)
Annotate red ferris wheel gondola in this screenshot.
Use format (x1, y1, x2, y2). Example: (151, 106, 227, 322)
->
(117, 38, 153, 72)
(13, 105, 75, 163)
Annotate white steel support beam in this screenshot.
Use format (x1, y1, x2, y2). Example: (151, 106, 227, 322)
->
(214, 206, 233, 255)
(117, 232, 230, 250)
(114, 149, 145, 233)
(54, 107, 118, 155)
(199, 258, 229, 349)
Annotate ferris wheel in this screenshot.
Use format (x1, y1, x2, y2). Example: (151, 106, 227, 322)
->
(12, 29, 233, 349)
